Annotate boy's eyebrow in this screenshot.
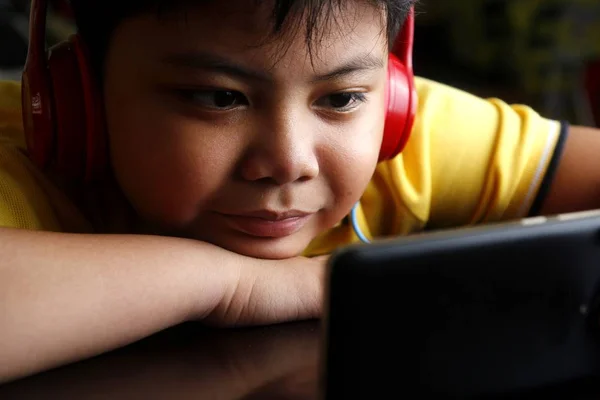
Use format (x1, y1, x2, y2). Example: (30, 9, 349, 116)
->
(310, 54, 384, 82)
(161, 51, 384, 82)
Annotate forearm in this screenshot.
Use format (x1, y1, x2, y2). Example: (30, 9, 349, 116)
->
(539, 125, 600, 215)
(0, 227, 240, 383)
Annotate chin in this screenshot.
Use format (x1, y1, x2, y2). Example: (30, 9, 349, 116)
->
(198, 231, 311, 260)
(225, 238, 309, 260)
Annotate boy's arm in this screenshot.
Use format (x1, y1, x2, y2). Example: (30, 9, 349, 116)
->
(0, 227, 323, 383)
(538, 125, 600, 215)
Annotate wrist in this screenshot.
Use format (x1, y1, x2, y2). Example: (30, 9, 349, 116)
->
(184, 241, 246, 322)
(206, 255, 324, 327)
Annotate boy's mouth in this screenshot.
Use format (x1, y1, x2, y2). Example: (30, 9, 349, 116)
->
(216, 210, 314, 238)
(234, 209, 312, 221)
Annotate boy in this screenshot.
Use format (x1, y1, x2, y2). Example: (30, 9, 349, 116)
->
(2, 0, 600, 383)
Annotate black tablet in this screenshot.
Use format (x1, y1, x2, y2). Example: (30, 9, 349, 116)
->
(322, 210, 600, 399)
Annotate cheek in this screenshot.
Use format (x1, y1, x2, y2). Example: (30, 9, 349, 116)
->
(104, 87, 236, 225)
(321, 101, 386, 206)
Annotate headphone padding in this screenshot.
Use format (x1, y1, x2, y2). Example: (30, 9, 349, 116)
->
(47, 38, 87, 179)
(379, 54, 417, 161)
(71, 35, 108, 182)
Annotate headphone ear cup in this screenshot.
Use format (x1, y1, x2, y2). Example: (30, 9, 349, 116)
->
(71, 34, 108, 182)
(379, 54, 417, 162)
(45, 34, 107, 182)
(47, 38, 87, 180)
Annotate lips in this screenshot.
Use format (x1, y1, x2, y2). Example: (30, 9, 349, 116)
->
(237, 209, 312, 221)
(216, 209, 314, 238)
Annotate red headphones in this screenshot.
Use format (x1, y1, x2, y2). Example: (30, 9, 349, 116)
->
(21, 0, 417, 182)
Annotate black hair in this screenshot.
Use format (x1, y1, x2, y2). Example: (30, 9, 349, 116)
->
(69, 0, 417, 73)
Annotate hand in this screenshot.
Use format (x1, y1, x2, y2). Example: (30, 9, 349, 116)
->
(204, 255, 329, 327)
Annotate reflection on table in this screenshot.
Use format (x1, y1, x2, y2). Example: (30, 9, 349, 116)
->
(2, 319, 600, 399)
(0, 321, 321, 400)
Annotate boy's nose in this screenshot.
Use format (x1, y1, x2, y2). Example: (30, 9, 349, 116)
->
(239, 111, 320, 185)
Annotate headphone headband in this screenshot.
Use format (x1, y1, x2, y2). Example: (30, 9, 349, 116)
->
(393, 7, 414, 69)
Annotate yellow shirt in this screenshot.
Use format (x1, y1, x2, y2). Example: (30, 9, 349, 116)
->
(0, 78, 565, 256)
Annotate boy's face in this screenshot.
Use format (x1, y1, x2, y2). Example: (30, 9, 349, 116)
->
(103, 0, 388, 259)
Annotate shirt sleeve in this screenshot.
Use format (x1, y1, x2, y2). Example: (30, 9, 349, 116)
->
(0, 141, 62, 230)
(379, 77, 566, 231)
(0, 80, 61, 230)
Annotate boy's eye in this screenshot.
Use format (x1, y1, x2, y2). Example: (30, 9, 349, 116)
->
(179, 90, 248, 110)
(316, 92, 367, 112)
